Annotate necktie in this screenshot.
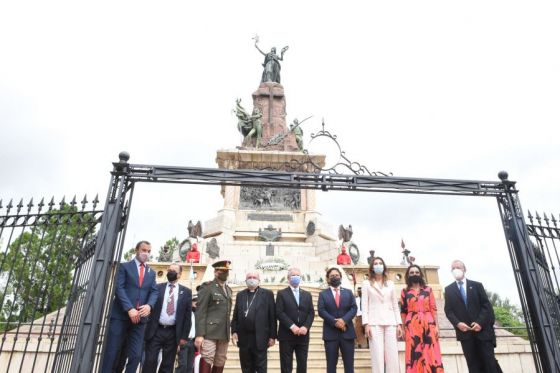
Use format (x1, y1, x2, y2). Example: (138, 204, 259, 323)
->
(459, 281, 467, 305)
(166, 284, 175, 316)
(139, 263, 145, 287)
(293, 289, 299, 305)
(335, 287, 340, 308)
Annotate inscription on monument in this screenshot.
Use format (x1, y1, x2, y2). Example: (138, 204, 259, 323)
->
(240, 186, 301, 210)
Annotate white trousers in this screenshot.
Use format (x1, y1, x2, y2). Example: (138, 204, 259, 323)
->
(367, 325, 400, 373)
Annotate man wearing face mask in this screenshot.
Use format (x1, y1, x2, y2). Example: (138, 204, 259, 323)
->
(143, 263, 192, 373)
(231, 271, 276, 373)
(275, 267, 315, 373)
(444, 260, 498, 373)
(318, 266, 357, 373)
(195, 260, 233, 373)
(101, 241, 159, 373)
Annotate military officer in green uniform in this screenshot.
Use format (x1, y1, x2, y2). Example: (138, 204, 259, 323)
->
(194, 260, 233, 373)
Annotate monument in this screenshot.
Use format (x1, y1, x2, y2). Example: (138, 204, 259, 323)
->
(152, 37, 355, 284)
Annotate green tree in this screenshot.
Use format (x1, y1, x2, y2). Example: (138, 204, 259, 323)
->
(487, 290, 527, 338)
(0, 205, 96, 331)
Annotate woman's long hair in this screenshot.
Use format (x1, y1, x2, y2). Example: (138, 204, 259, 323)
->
(368, 256, 388, 286)
(405, 264, 426, 289)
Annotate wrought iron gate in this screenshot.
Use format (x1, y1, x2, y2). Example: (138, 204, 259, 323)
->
(0, 196, 103, 372)
(1, 152, 559, 372)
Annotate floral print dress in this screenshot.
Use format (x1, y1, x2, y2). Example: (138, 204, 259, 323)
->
(400, 286, 444, 373)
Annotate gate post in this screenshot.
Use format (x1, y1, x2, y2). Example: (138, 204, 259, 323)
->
(496, 171, 560, 373)
(67, 152, 132, 373)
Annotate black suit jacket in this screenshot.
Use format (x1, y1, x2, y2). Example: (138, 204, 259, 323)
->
(444, 278, 495, 341)
(145, 282, 192, 345)
(275, 287, 315, 342)
(231, 287, 277, 350)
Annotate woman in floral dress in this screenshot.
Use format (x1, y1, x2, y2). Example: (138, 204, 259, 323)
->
(400, 265, 444, 373)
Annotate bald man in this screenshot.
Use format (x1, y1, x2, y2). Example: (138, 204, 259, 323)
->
(231, 271, 277, 373)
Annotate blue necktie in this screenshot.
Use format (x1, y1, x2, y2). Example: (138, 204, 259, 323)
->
(458, 281, 467, 305)
(293, 289, 299, 305)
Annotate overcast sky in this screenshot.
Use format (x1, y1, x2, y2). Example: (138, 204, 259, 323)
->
(1, 1, 559, 305)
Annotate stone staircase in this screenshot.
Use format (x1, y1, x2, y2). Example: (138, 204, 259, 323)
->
(223, 284, 373, 373)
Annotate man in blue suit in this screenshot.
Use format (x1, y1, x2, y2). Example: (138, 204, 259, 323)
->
(318, 266, 357, 373)
(101, 240, 159, 373)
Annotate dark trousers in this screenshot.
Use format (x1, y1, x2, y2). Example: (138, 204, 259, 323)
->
(279, 340, 309, 373)
(143, 325, 177, 373)
(101, 318, 146, 373)
(461, 338, 498, 373)
(176, 339, 195, 373)
(239, 346, 267, 373)
(324, 338, 354, 373)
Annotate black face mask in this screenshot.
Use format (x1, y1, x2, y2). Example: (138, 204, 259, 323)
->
(217, 272, 228, 281)
(408, 275, 421, 285)
(329, 277, 341, 287)
(167, 271, 178, 282)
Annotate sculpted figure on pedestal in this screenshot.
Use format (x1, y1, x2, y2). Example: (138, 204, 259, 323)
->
(254, 35, 288, 84)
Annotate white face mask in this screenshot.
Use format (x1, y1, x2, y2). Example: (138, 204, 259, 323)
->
(246, 278, 260, 288)
(137, 252, 150, 263)
(373, 264, 384, 274)
(452, 268, 464, 280)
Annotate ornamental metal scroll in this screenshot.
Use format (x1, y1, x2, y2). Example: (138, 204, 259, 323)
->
(304, 119, 392, 177)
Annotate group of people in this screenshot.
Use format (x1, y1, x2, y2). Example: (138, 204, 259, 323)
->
(360, 257, 500, 373)
(101, 240, 500, 373)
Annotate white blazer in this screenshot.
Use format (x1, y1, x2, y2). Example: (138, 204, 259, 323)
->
(361, 279, 401, 326)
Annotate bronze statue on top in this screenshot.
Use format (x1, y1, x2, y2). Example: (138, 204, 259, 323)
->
(254, 35, 288, 84)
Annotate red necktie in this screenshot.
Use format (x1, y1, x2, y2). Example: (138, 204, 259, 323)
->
(139, 263, 145, 287)
(166, 284, 175, 316)
(335, 287, 340, 308)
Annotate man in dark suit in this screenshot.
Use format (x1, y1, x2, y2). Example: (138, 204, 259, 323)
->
(143, 263, 192, 373)
(318, 266, 357, 373)
(444, 260, 498, 373)
(101, 240, 159, 373)
(275, 267, 314, 373)
(231, 271, 277, 373)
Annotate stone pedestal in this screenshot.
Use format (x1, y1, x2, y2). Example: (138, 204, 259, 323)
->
(197, 148, 338, 281)
(244, 82, 298, 151)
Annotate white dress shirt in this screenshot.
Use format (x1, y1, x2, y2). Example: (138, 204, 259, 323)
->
(158, 282, 179, 326)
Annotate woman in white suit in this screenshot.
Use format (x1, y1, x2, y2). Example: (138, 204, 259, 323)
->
(361, 257, 403, 373)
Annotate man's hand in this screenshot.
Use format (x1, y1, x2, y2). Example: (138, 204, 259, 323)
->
(194, 336, 204, 351)
(334, 318, 346, 330)
(298, 326, 308, 336)
(470, 322, 482, 332)
(268, 338, 275, 347)
(290, 325, 300, 335)
(138, 305, 151, 318)
(231, 333, 238, 346)
(457, 322, 471, 332)
(128, 308, 140, 324)
(177, 339, 188, 353)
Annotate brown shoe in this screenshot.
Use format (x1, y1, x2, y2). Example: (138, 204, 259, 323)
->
(211, 366, 224, 373)
(199, 358, 212, 373)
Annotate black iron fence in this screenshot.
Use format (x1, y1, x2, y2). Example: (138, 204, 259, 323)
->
(0, 196, 103, 373)
(525, 212, 560, 344)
